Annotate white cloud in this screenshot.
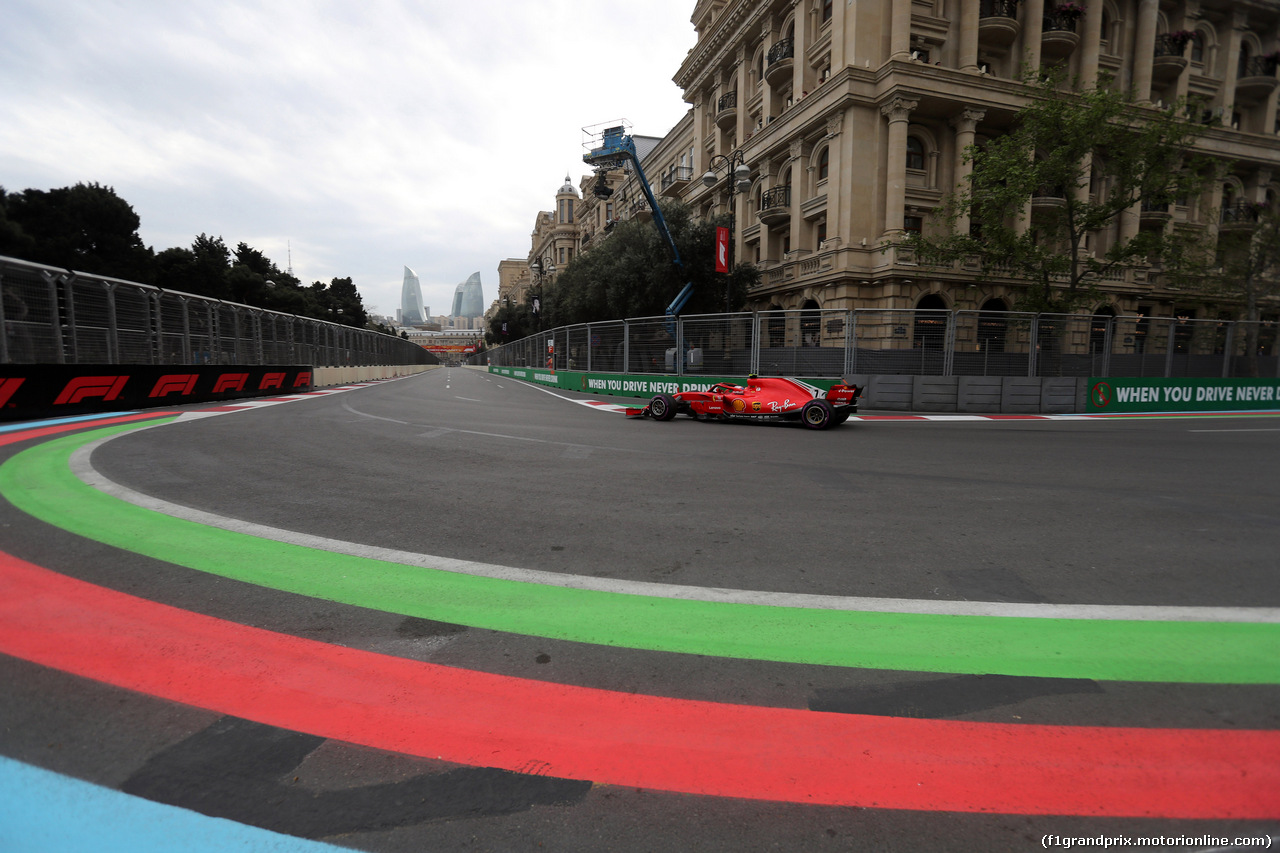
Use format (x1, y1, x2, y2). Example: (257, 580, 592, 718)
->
(0, 0, 696, 317)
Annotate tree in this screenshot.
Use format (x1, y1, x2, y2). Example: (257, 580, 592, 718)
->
(1165, 201, 1280, 376)
(544, 201, 758, 327)
(0, 182, 154, 281)
(485, 300, 536, 345)
(908, 69, 1215, 312)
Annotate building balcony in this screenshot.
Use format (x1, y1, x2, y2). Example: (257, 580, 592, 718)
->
(757, 185, 791, 227)
(1040, 11, 1080, 59)
(1151, 33, 1190, 81)
(1220, 201, 1261, 230)
(1031, 186, 1067, 213)
(716, 91, 738, 130)
(765, 38, 794, 88)
(1139, 200, 1172, 227)
(978, 0, 1019, 47)
(660, 166, 693, 196)
(1236, 56, 1279, 99)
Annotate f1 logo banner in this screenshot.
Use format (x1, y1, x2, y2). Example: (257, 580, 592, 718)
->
(0, 365, 314, 422)
(714, 226, 730, 274)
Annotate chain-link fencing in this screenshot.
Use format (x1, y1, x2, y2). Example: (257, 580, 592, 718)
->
(477, 307, 1280, 379)
(1, 255, 435, 367)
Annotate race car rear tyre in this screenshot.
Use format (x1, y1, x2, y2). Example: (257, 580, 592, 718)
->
(649, 393, 678, 421)
(800, 398, 835, 430)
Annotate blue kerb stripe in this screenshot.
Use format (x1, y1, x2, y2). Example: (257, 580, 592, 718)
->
(0, 756, 345, 853)
(0, 413, 141, 432)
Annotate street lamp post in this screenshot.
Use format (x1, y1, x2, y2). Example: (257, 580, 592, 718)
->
(529, 254, 556, 367)
(701, 150, 753, 309)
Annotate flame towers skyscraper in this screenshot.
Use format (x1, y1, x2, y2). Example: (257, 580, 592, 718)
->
(400, 266, 426, 325)
(451, 272, 484, 319)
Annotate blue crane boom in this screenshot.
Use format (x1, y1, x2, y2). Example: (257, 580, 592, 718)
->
(583, 125, 696, 326)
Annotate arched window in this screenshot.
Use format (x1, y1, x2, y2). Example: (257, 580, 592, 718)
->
(906, 136, 926, 171)
(1090, 306, 1116, 355)
(914, 294, 948, 351)
(978, 298, 1009, 354)
(801, 299, 822, 347)
(817, 147, 830, 181)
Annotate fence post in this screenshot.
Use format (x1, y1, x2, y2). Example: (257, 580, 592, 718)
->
(943, 311, 957, 377)
(1028, 315, 1040, 377)
(1164, 320, 1177, 378)
(0, 271, 7, 364)
(1221, 321, 1234, 379)
(844, 309, 855, 377)
(104, 282, 120, 364)
(1100, 316, 1114, 378)
(149, 291, 162, 364)
(51, 272, 71, 364)
(676, 316, 684, 377)
(750, 312, 761, 375)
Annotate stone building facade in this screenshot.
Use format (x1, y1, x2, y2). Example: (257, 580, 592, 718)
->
(498, 0, 1280, 333)
(667, 0, 1280, 322)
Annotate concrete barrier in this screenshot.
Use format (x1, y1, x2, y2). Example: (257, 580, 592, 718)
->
(312, 364, 438, 387)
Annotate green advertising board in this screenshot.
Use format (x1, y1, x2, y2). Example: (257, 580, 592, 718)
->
(488, 367, 841, 399)
(1087, 377, 1280, 414)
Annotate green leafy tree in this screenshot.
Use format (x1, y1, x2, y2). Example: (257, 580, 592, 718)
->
(485, 300, 536, 345)
(0, 182, 154, 281)
(1165, 202, 1280, 376)
(909, 69, 1215, 312)
(545, 201, 758, 327)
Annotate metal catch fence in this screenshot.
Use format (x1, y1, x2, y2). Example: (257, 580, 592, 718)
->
(477, 308, 1280, 379)
(1, 255, 435, 368)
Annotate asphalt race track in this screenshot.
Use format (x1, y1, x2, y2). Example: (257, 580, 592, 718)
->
(1, 367, 1278, 852)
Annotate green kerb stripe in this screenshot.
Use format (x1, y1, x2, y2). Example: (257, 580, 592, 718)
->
(4, 423, 1278, 684)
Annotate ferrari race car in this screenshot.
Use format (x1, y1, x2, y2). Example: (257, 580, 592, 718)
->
(628, 375, 861, 430)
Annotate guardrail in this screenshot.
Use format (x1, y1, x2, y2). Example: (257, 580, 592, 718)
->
(1, 255, 435, 368)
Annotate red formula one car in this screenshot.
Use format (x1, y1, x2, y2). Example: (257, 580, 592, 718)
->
(628, 375, 861, 430)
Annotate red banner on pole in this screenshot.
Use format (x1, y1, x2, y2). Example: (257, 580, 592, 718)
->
(714, 227, 730, 273)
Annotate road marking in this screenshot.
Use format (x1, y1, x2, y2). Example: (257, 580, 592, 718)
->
(0, 755, 346, 853)
(2, 423, 1277, 684)
(1, 555, 1276, 818)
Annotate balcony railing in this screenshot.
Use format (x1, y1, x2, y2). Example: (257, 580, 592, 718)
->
(717, 91, 737, 112)
(1042, 10, 1080, 33)
(1239, 56, 1279, 79)
(660, 166, 693, 193)
(767, 38, 795, 65)
(758, 186, 792, 225)
(1221, 201, 1262, 226)
(979, 0, 1019, 19)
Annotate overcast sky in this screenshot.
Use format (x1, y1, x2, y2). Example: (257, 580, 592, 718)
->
(1, 0, 696, 319)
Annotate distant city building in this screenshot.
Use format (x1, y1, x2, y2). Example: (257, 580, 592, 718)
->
(400, 266, 427, 326)
(451, 272, 484, 319)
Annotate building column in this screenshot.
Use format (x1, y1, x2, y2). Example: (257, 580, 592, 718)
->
(950, 108, 986, 236)
(1132, 0, 1160, 103)
(1021, 0, 1045, 76)
(792, 0, 813, 98)
(1216, 10, 1248, 124)
(1079, 0, 1104, 88)
(787, 139, 807, 256)
(881, 96, 919, 237)
(823, 113, 845, 250)
(890, 0, 912, 61)
(958, 0, 980, 73)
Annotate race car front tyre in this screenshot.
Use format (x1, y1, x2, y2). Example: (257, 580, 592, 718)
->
(800, 398, 835, 430)
(649, 393, 678, 421)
